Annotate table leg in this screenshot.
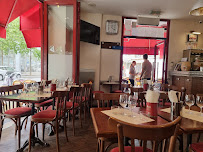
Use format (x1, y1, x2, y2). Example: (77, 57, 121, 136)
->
(110, 85, 113, 93)
(16, 103, 50, 152)
(186, 134, 192, 152)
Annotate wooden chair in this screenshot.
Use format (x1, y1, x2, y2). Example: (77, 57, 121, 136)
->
(130, 87, 145, 107)
(81, 83, 92, 120)
(160, 83, 169, 91)
(114, 84, 131, 93)
(0, 85, 32, 149)
(28, 91, 69, 152)
(95, 93, 124, 108)
(66, 87, 83, 136)
(108, 116, 181, 152)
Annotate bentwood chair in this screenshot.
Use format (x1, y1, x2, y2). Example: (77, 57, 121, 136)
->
(28, 91, 69, 152)
(95, 93, 123, 108)
(130, 87, 145, 107)
(114, 84, 131, 93)
(66, 87, 83, 136)
(0, 85, 32, 149)
(108, 116, 181, 152)
(81, 83, 92, 120)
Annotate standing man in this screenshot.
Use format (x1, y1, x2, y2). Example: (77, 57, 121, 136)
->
(129, 61, 136, 86)
(140, 54, 152, 80)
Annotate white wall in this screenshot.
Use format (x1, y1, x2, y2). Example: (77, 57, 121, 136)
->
(168, 19, 203, 71)
(80, 12, 122, 92)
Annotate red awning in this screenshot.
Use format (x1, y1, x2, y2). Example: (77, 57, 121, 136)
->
(123, 47, 158, 55)
(20, 4, 41, 48)
(0, 0, 39, 38)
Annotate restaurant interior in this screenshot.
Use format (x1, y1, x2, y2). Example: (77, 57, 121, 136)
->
(0, 0, 203, 152)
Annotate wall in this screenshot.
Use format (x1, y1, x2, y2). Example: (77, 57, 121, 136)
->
(168, 19, 203, 71)
(80, 12, 122, 91)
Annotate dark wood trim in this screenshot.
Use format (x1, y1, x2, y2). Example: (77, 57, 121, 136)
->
(120, 17, 124, 89)
(76, 2, 80, 84)
(165, 20, 170, 83)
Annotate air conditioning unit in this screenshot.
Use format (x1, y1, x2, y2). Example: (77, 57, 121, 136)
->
(137, 17, 160, 26)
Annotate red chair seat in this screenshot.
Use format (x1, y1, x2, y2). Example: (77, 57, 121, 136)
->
(190, 142, 203, 152)
(32, 110, 56, 119)
(66, 102, 79, 108)
(114, 90, 122, 93)
(93, 91, 104, 94)
(111, 146, 152, 152)
(4, 107, 32, 116)
(35, 99, 53, 107)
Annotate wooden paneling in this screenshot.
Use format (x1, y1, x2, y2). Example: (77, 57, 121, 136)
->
(172, 76, 203, 95)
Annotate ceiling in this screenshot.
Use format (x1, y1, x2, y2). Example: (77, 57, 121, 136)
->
(80, 0, 203, 20)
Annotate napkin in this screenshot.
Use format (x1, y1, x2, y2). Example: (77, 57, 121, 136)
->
(145, 90, 160, 103)
(168, 90, 181, 103)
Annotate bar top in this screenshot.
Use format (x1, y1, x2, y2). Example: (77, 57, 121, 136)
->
(170, 71, 203, 77)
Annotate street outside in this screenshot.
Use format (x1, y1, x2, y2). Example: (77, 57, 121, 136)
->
(0, 72, 41, 86)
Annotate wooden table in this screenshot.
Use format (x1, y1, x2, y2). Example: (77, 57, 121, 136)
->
(100, 81, 120, 93)
(158, 108, 203, 152)
(0, 93, 53, 152)
(91, 107, 169, 152)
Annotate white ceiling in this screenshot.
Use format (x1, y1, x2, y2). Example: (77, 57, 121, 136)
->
(80, 0, 203, 20)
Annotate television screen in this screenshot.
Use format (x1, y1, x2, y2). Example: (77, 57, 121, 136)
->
(80, 20, 100, 45)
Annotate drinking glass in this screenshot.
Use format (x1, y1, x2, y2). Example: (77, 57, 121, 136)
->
(119, 94, 128, 115)
(185, 94, 195, 113)
(119, 94, 128, 108)
(32, 82, 39, 92)
(196, 95, 203, 116)
(128, 95, 137, 117)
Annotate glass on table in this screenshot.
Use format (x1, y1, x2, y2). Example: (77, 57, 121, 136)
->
(128, 95, 137, 117)
(196, 95, 203, 116)
(185, 94, 195, 113)
(119, 94, 128, 108)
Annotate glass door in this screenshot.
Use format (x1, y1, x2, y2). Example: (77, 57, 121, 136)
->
(43, 0, 77, 82)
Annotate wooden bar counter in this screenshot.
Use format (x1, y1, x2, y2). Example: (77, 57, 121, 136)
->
(170, 71, 203, 94)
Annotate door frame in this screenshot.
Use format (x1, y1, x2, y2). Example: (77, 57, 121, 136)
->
(121, 17, 170, 84)
(41, 0, 79, 83)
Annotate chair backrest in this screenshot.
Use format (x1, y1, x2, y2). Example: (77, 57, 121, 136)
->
(108, 116, 181, 152)
(121, 84, 131, 92)
(81, 83, 92, 101)
(160, 83, 169, 91)
(70, 87, 83, 108)
(95, 93, 125, 107)
(0, 84, 24, 114)
(52, 91, 68, 119)
(130, 87, 144, 100)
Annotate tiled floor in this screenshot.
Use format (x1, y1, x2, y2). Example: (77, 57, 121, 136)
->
(0, 115, 202, 152)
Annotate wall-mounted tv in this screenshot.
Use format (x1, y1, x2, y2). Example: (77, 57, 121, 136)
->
(80, 20, 100, 45)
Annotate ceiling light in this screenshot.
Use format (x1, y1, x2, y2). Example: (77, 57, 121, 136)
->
(189, 0, 203, 16)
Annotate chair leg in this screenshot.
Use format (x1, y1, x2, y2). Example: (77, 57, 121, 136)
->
(84, 102, 86, 122)
(79, 107, 82, 128)
(18, 118, 21, 149)
(28, 121, 34, 152)
(0, 117, 4, 140)
(100, 139, 104, 152)
(24, 117, 28, 129)
(63, 117, 68, 142)
(35, 123, 38, 137)
(42, 123, 45, 140)
(15, 118, 17, 135)
(55, 120, 60, 152)
(197, 133, 201, 142)
(72, 110, 75, 136)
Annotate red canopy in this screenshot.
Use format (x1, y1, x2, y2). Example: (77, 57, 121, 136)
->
(20, 4, 41, 48)
(0, 0, 39, 38)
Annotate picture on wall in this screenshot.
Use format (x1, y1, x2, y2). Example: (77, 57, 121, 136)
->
(187, 34, 198, 42)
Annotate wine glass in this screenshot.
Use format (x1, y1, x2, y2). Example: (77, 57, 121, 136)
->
(185, 94, 195, 113)
(32, 82, 39, 92)
(196, 95, 203, 116)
